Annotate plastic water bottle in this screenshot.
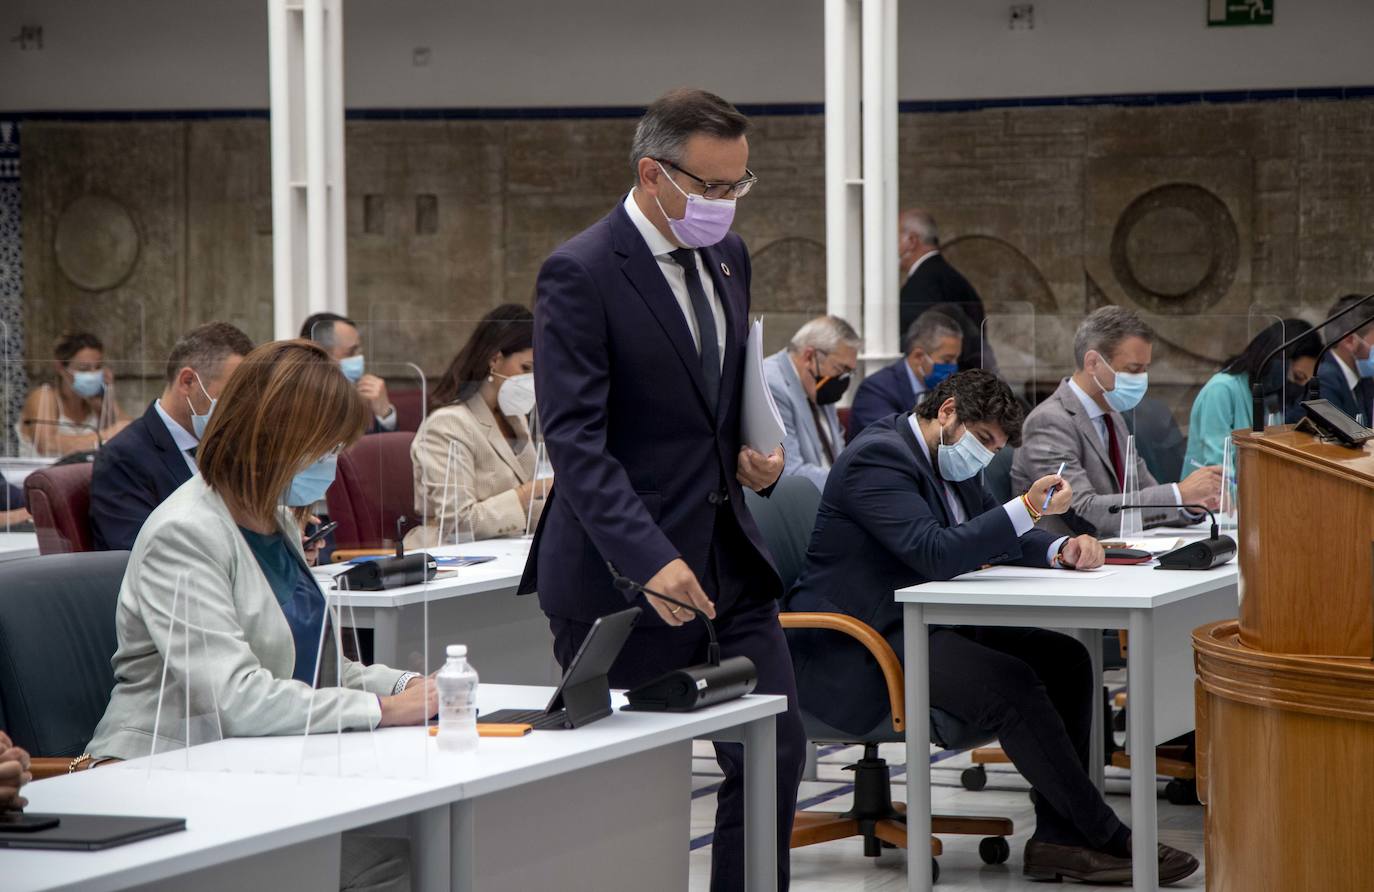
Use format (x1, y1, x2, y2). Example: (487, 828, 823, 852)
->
(436, 644, 478, 754)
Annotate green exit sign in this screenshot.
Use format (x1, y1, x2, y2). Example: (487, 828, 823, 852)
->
(1208, 0, 1273, 26)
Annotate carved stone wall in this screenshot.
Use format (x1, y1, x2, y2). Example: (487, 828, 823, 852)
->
(18, 98, 1374, 419)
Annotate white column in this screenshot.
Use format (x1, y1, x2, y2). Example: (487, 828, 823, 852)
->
(825, 0, 900, 376)
(268, 0, 348, 341)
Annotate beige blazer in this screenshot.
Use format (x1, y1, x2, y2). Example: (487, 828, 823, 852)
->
(404, 393, 545, 547)
(87, 475, 405, 762)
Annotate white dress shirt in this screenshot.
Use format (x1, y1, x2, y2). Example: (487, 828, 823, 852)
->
(908, 414, 1066, 564)
(153, 399, 200, 474)
(622, 191, 726, 368)
(375, 406, 398, 431)
(1066, 377, 1185, 506)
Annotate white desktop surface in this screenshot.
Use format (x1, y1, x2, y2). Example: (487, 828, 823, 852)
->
(0, 531, 39, 560)
(317, 536, 531, 609)
(7, 684, 785, 892)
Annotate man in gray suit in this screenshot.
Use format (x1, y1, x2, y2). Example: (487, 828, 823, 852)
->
(1013, 306, 1222, 538)
(763, 315, 860, 491)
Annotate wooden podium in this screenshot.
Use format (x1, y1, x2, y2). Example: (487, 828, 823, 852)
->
(1196, 427, 1374, 891)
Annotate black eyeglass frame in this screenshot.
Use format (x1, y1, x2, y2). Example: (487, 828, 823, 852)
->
(654, 159, 757, 200)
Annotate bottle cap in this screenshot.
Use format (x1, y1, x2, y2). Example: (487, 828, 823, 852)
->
(446, 644, 467, 658)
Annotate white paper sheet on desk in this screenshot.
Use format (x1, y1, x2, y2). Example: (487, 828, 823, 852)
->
(741, 318, 786, 454)
(951, 566, 1116, 582)
(1100, 537, 1180, 555)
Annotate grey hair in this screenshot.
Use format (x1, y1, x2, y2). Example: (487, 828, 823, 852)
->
(903, 310, 963, 356)
(1324, 293, 1374, 343)
(628, 88, 750, 184)
(788, 315, 862, 355)
(1072, 306, 1154, 368)
(900, 208, 940, 248)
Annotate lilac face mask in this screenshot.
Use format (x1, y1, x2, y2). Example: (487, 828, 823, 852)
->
(654, 162, 737, 248)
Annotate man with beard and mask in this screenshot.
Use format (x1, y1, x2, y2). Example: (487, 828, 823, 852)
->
(518, 87, 803, 892)
(763, 315, 860, 491)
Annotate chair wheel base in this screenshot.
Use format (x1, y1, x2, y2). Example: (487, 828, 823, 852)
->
(960, 764, 988, 791)
(979, 835, 1011, 864)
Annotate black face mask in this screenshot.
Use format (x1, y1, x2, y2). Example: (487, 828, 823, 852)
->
(812, 356, 851, 406)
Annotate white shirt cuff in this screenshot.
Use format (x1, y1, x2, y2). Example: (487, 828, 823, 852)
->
(1003, 496, 1034, 537)
(1171, 483, 1203, 517)
(1047, 535, 1069, 567)
(376, 407, 398, 431)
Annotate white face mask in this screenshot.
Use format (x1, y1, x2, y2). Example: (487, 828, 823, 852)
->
(496, 372, 536, 416)
(936, 421, 995, 482)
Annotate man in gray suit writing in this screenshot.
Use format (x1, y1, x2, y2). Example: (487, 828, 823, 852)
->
(1013, 307, 1222, 538)
(763, 315, 860, 491)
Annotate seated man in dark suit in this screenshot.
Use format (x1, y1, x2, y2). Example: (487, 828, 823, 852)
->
(89, 322, 253, 551)
(300, 312, 398, 433)
(787, 369, 1198, 886)
(1312, 293, 1374, 423)
(850, 309, 961, 438)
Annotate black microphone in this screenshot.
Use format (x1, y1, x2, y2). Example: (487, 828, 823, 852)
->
(1305, 311, 1374, 403)
(1107, 503, 1236, 570)
(22, 418, 104, 465)
(607, 562, 757, 712)
(1252, 294, 1374, 431)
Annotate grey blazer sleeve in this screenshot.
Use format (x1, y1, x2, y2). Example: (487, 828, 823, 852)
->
(766, 360, 830, 491)
(1017, 408, 1178, 536)
(135, 516, 385, 738)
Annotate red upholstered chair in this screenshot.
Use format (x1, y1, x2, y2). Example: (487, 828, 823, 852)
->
(389, 388, 426, 433)
(24, 462, 95, 555)
(326, 431, 416, 552)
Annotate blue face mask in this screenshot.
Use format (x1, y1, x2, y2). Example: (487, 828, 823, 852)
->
(924, 362, 958, 390)
(1093, 356, 1149, 413)
(70, 370, 105, 398)
(339, 354, 365, 383)
(936, 421, 995, 482)
(185, 373, 215, 440)
(285, 454, 338, 507)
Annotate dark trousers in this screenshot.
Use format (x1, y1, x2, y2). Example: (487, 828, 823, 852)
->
(928, 626, 1123, 848)
(550, 595, 806, 892)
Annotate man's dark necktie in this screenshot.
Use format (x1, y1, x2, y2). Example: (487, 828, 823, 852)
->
(1104, 415, 1125, 491)
(808, 402, 836, 465)
(668, 248, 720, 415)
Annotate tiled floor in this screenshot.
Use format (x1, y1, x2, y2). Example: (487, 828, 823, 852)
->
(688, 724, 1204, 890)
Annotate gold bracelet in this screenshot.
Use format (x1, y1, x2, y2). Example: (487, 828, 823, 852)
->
(69, 753, 92, 773)
(1021, 492, 1043, 523)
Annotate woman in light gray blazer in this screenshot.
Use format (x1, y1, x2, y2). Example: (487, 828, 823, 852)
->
(85, 340, 433, 890)
(405, 304, 549, 547)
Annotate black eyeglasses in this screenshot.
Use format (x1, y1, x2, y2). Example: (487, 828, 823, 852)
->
(656, 159, 757, 200)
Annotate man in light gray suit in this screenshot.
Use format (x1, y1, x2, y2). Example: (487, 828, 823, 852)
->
(764, 315, 860, 491)
(1012, 307, 1222, 538)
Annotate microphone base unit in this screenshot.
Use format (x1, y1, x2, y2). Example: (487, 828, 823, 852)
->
(1155, 535, 1237, 571)
(336, 552, 437, 591)
(623, 656, 757, 712)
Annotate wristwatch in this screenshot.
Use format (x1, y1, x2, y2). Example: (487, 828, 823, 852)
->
(393, 671, 422, 695)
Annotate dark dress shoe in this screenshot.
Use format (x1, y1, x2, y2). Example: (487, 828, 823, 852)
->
(1024, 839, 1200, 885)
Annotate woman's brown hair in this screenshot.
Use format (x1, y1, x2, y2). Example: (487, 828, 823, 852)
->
(429, 304, 534, 411)
(197, 339, 370, 527)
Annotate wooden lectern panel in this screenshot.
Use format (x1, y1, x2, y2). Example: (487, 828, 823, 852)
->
(1234, 427, 1374, 657)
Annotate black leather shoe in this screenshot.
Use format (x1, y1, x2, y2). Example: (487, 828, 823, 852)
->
(1024, 839, 1200, 886)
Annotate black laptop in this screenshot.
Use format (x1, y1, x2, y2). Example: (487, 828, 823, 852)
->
(480, 607, 639, 730)
(0, 812, 186, 851)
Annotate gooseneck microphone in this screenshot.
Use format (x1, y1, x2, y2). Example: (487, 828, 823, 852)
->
(1252, 294, 1374, 431)
(1108, 503, 1236, 569)
(607, 562, 757, 711)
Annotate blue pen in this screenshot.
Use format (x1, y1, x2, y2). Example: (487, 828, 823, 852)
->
(1042, 461, 1067, 512)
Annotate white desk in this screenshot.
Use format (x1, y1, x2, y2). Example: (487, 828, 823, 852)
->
(319, 538, 560, 685)
(8, 684, 784, 892)
(899, 545, 1238, 892)
(0, 456, 56, 488)
(0, 531, 39, 562)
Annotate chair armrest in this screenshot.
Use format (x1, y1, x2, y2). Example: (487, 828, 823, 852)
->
(779, 611, 905, 732)
(330, 548, 393, 562)
(30, 757, 73, 780)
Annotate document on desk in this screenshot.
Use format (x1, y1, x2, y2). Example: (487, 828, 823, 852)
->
(741, 318, 786, 454)
(1100, 537, 1181, 555)
(951, 566, 1116, 582)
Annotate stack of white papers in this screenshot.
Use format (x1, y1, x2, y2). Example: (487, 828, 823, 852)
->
(951, 566, 1116, 582)
(741, 319, 786, 454)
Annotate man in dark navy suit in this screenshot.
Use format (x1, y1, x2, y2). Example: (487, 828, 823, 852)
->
(897, 208, 990, 371)
(518, 88, 803, 891)
(89, 322, 252, 551)
(787, 370, 1198, 886)
(1312, 293, 1374, 423)
(849, 308, 962, 437)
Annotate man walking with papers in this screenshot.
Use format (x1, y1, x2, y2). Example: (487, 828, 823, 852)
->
(518, 88, 804, 892)
(786, 370, 1200, 886)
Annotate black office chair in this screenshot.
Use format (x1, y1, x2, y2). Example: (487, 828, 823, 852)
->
(0, 551, 129, 778)
(981, 445, 1016, 504)
(746, 478, 1012, 883)
(1123, 396, 1186, 485)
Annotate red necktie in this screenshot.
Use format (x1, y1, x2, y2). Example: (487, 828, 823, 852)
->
(1104, 415, 1125, 492)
